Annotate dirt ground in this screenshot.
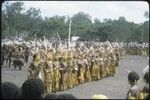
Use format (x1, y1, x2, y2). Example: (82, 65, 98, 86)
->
(1, 55, 149, 99)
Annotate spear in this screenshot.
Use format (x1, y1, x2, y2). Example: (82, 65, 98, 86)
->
(33, 34, 37, 50)
(141, 28, 143, 42)
(57, 32, 63, 49)
(56, 32, 61, 45)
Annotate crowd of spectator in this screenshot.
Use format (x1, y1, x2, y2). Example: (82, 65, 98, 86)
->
(126, 70, 149, 99)
(1, 78, 79, 99)
(1, 65, 149, 99)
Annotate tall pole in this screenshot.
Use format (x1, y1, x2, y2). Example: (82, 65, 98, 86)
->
(141, 28, 143, 42)
(57, 32, 62, 48)
(68, 19, 72, 51)
(43, 36, 47, 55)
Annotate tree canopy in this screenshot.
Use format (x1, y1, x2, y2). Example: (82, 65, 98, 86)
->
(1, 2, 149, 42)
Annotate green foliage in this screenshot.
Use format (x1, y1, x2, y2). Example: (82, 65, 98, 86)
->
(144, 11, 149, 19)
(1, 2, 149, 43)
(71, 12, 92, 37)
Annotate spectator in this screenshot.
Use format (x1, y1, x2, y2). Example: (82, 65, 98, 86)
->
(143, 84, 149, 95)
(139, 72, 149, 99)
(57, 93, 78, 99)
(128, 71, 140, 86)
(1, 82, 20, 99)
(44, 93, 58, 99)
(143, 71, 149, 84)
(127, 71, 140, 99)
(21, 78, 45, 99)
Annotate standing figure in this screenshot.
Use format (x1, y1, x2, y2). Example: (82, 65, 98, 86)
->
(28, 62, 37, 79)
(126, 71, 140, 99)
(28, 53, 42, 79)
(1, 49, 5, 67)
(95, 56, 100, 80)
(59, 57, 68, 91)
(43, 61, 53, 93)
(99, 57, 104, 79)
(52, 60, 61, 91)
(25, 47, 30, 63)
(111, 53, 117, 76)
(84, 57, 91, 82)
(7, 49, 12, 68)
(90, 59, 96, 80)
(77, 58, 85, 84)
(139, 72, 149, 99)
(72, 63, 79, 86)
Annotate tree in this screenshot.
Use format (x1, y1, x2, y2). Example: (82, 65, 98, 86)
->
(118, 16, 126, 22)
(71, 12, 92, 38)
(24, 7, 43, 39)
(86, 18, 112, 41)
(2, 1, 25, 38)
(43, 15, 67, 39)
(26, 7, 41, 18)
(1, 1, 149, 42)
(144, 11, 149, 19)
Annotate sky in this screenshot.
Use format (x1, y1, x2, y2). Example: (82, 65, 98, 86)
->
(3, 1, 149, 24)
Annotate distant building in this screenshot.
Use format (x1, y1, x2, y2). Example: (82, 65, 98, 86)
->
(70, 36, 80, 47)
